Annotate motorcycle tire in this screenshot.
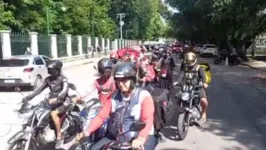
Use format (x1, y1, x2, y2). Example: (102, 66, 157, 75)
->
(177, 112, 189, 140)
(214, 58, 222, 64)
(232, 58, 240, 66)
(159, 78, 168, 89)
(7, 139, 37, 150)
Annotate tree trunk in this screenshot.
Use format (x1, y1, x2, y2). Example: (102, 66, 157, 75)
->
(251, 38, 255, 59)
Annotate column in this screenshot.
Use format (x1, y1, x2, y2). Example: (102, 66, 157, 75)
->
(106, 38, 110, 52)
(95, 37, 99, 50)
(29, 32, 38, 55)
(66, 34, 72, 57)
(50, 34, 58, 58)
(112, 39, 118, 50)
(0, 30, 11, 57)
(77, 35, 83, 55)
(101, 37, 105, 52)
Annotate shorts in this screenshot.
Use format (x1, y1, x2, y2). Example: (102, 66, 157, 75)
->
(54, 97, 72, 114)
(199, 88, 207, 99)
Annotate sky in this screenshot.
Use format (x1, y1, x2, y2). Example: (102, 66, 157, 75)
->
(162, 0, 179, 13)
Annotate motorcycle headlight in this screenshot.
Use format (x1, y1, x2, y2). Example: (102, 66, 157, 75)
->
(18, 111, 34, 125)
(181, 92, 190, 101)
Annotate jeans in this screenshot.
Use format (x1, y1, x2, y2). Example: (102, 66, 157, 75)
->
(91, 135, 158, 150)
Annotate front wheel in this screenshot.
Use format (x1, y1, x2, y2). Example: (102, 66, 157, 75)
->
(8, 139, 36, 150)
(214, 58, 222, 64)
(232, 58, 240, 66)
(177, 112, 190, 140)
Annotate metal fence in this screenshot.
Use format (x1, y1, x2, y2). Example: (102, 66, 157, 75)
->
(38, 35, 51, 57)
(10, 33, 31, 55)
(82, 36, 88, 54)
(71, 36, 79, 55)
(57, 35, 67, 57)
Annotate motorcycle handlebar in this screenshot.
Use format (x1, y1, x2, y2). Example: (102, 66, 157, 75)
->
(109, 142, 133, 150)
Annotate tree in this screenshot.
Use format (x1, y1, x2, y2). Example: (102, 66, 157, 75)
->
(166, 0, 266, 55)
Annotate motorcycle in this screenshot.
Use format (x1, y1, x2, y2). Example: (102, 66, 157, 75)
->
(176, 83, 203, 140)
(229, 55, 240, 66)
(72, 98, 108, 150)
(158, 66, 169, 89)
(7, 83, 82, 150)
(99, 122, 146, 150)
(214, 54, 240, 66)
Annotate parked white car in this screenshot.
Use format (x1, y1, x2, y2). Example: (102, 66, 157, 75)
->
(200, 44, 218, 56)
(0, 55, 52, 90)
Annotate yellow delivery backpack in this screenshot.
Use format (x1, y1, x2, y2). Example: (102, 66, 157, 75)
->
(196, 63, 212, 84)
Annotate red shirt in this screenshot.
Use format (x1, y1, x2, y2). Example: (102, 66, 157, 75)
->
(86, 90, 154, 140)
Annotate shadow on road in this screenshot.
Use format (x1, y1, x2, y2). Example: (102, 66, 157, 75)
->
(197, 66, 266, 149)
(161, 63, 266, 149)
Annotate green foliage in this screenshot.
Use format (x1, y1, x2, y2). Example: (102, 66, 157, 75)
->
(166, 0, 266, 49)
(1, 0, 168, 39)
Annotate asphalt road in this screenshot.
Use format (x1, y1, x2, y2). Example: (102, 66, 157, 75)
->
(156, 56, 266, 150)
(1, 56, 266, 150)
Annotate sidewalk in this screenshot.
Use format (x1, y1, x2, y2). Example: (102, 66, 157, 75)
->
(241, 60, 266, 72)
(62, 55, 108, 70)
(241, 60, 266, 81)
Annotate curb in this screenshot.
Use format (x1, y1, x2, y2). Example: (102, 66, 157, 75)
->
(240, 62, 266, 72)
(62, 56, 108, 70)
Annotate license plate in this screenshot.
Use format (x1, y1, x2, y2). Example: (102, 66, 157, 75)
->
(4, 80, 15, 83)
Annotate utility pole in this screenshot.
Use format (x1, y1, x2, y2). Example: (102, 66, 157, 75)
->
(116, 13, 126, 39)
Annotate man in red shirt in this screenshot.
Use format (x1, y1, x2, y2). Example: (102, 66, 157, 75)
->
(77, 62, 158, 150)
(78, 58, 116, 110)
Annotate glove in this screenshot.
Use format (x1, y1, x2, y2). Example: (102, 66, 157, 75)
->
(173, 82, 179, 86)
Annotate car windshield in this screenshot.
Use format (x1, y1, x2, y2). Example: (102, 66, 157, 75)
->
(0, 59, 29, 67)
(205, 45, 216, 48)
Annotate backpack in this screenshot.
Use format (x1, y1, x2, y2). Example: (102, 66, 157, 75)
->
(106, 89, 141, 139)
(197, 63, 212, 84)
(106, 104, 129, 139)
(146, 86, 176, 131)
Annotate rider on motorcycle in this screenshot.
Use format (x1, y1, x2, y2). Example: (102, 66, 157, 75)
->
(22, 60, 69, 142)
(162, 49, 176, 87)
(78, 58, 116, 105)
(175, 52, 209, 122)
(77, 62, 158, 149)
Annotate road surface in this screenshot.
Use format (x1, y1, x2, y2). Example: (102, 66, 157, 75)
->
(1, 56, 266, 150)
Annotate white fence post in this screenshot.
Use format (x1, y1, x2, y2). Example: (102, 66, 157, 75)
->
(66, 34, 72, 57)
(0, 30, 11, 57)
(50, 34, 58, 58)
(29, 32, 38, 55)
(77, 35, 82, 55)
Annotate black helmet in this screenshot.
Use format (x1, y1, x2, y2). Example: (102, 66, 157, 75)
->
(47, 60, 63, 76)
(114, 62, 137, 80)
(97, 58, 113, 77)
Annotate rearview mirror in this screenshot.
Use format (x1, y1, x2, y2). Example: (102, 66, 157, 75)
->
(69, 83, 77, 90)
(129, 121, 146, 132)
(93, 65, 97, 71)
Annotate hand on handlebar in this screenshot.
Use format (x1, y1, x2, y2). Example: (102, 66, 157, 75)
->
(203, 83, 208, 89)
(75, 132, 84, 143)
(173, 82, 180, 86)
(132, 137, 145, 150)
(48, 98, 57, 104)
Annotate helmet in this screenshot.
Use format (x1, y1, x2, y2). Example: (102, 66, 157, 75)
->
(97, 58, 113, 77)
(47, 60, 63, 76)
(184, 52, 197, 66)
(114, 62, 137, 80)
